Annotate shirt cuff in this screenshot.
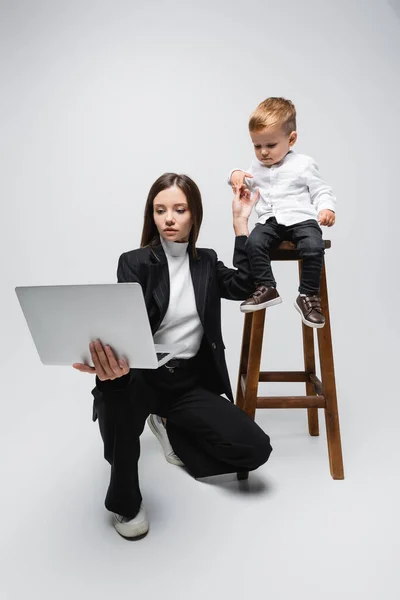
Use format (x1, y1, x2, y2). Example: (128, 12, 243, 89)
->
(317, 201, 336, 213)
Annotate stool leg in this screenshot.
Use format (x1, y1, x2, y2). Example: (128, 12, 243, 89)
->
(235, 313, 253, 411)
(237, 310, 265, 483)
(243, 309, 266, 420)
(298, 261, 319, 436)
(317, 260, 344, 479)
(303, 324, 320, 436)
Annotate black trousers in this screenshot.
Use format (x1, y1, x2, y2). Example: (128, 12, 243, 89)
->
(245, 218, 325, 294)
(93, 361, 273, 519)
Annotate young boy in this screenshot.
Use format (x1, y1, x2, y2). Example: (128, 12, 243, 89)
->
(228, 97, 336, 328)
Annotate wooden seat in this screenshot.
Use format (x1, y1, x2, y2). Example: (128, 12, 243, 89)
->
(236, 240, 344, 480)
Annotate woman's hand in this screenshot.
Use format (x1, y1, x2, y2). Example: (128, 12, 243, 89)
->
(232, 185, 259, 236)
(72, 340, 130, 381)
(232, 185, 259, 220)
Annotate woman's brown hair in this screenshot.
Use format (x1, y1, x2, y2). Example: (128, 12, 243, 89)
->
(140, 173, 203, 255)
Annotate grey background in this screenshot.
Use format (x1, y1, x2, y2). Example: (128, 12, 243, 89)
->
(1, 1, 399, 599)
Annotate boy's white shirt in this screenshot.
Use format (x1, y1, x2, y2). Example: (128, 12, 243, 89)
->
(228, 150, 336, 227)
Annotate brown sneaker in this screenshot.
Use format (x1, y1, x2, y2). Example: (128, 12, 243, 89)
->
(240, 286, 282, 313)
(294, 294, 325, 328)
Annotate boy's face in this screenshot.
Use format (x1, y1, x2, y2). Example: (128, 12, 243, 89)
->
(250, 126, 297, 166)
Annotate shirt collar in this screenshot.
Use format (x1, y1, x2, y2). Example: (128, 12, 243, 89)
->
(256, 149, 294, 168)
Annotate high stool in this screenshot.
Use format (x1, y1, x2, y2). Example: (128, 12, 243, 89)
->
(236, 240, 344, 480)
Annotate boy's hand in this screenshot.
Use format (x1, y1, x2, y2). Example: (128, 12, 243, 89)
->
(318, 209, 335, 227)
(231, 170, 253, 191)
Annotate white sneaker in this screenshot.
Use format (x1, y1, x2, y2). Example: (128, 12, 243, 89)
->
(113, 504, 149, 539)
(147, 414, 184, 466)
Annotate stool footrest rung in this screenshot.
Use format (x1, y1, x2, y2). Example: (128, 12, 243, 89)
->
(259, 371, 308, 382)
(240, 373, 323, 394)
(257, 395, 325, 409)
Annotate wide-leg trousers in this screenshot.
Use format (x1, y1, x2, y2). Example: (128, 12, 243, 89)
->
(92, 363, 273, 519)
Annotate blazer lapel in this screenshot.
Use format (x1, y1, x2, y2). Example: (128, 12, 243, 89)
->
(149, 245, 169, 328)
(189, 250, 210, 326)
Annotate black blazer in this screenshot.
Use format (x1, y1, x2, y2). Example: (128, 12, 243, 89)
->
(95, 235, 253, 402)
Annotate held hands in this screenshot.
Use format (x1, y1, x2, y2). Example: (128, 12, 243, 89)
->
(318, 209, 336, 227)
(232, 184, 259, 221)
(72, 340, 129, 381)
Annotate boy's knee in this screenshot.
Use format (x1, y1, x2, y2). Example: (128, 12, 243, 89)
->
(297, 239, 325, 258)
(246, 230, 272, 252)
(246, 233, 261, 250)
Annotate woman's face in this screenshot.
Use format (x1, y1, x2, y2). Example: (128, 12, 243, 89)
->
(153, 186, 193, 243)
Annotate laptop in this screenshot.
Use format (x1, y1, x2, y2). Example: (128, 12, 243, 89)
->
(15, 283, 186, 368)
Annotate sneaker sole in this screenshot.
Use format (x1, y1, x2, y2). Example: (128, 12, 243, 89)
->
(240, 296, 283, 313)
(113, 518, 149, 541)
(147, 416, 184, 466)
(294, 301, 325, 329)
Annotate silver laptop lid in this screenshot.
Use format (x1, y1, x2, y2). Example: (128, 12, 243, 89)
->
(15, 283, 180, 368)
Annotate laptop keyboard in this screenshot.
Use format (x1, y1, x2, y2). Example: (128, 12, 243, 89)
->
(156, 352, 169, 361)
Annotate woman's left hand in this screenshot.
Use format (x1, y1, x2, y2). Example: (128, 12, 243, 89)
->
(72, 340, 130, 380)
(232, 185, 259, 221)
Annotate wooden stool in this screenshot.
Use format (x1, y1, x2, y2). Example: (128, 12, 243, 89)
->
(236, 240, 344, 480)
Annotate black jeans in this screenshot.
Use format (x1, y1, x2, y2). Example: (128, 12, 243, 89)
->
(93, 361, 272, 519)
(245, 218, 325, 294)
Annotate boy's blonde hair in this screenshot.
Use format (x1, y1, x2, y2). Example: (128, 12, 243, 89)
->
(249, 97, 297, 135)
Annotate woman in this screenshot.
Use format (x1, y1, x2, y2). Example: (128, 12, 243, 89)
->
(74, 173, 272, 540)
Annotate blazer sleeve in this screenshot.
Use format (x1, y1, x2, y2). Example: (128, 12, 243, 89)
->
(95, 252, 142, 393)
(215, 235, 254, 300)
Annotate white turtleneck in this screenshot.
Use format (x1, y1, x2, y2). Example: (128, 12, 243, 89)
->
(153, 238, 204, 359)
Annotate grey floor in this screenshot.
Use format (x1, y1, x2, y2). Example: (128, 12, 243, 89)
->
(1, 358, 399, 600)
(1, 1, 400, 597)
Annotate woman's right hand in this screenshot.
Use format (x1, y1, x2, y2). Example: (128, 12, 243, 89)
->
(72, 340, 130, 381)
